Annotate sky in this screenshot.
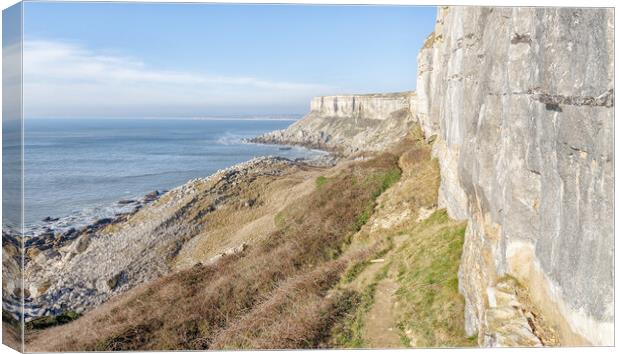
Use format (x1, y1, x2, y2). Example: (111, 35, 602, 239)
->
(19, 2, 437, 118)
(3, 2, 22, 121)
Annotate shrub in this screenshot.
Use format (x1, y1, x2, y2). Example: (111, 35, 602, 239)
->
(27, 311, 81, 330)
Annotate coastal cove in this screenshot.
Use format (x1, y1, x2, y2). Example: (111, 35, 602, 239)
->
(20, 118, 326, 236)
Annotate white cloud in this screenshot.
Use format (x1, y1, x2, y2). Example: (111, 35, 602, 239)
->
(3, 41, 22, 120)
(23, 39, 333, 117)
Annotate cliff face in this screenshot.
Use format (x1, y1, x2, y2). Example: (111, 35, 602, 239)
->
(252, 92, 416, 154)
(309, 93, 411, 121)
(417, 6, 614, 346)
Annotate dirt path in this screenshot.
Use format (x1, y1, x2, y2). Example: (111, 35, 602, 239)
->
(340, 133, 439, 349)
(362, 277, 402, 348)
(350, 233, 411, 348)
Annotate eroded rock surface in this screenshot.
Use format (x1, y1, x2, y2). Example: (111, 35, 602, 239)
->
(416, 6, 614, 346)
(251, 92, 417, 155)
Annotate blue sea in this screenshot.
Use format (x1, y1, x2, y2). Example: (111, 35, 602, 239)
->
(21, 118, 320, 235)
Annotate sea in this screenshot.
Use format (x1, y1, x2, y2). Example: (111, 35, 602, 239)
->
(16, 118, 322, 236)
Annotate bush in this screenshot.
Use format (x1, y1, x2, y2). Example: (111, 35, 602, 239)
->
(27, 311, 81, 330)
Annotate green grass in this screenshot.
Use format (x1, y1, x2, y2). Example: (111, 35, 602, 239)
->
(354, 207, 372, 231)
(369, 168, 401, 199)
(315, 176, 329, 188)
(391, 209, 474, 347)
(332, 129, 469, 348)
(318, 168, 401, 238)
(354, 168, 402, 232)
(274, 211, 286, 228)
(342, 260, 370, 284)
(332, 129, 471, 348)
(330, 263, 391, 348)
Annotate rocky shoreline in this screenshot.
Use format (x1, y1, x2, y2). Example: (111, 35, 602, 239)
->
(25, 190, 164, 257)
(3, 153, 336, 322)
(245, 136, 346, 158)
(23, 190, 165, 239)
(3, 189, 166, 321)
(248, 131, 348, 156)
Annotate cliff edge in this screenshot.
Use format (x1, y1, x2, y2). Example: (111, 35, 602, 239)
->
(251, 92, 417, 155)
(417, 6, 613, 346)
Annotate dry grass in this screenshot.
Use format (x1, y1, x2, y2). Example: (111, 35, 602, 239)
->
(385, 126, 438, 209)
(173, 166, 320, 269)
(210, 258, 356, 349)
(26, 153, 401, 351)
(2, 313, 22, 351)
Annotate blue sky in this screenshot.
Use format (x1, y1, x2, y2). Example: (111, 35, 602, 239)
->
(21, 2, 437, 118)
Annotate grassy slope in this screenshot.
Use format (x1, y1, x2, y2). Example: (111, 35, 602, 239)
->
(394, 210, 476, 347)
(327, 126, 475, 348)
(328, 213, 474, 348)
(26, 126, 474, 350)
(26, 152, 403, 351)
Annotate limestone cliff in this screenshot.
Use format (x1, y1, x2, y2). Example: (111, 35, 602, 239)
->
(416, 6, 614, 346)
(251, 92, 416, 155)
